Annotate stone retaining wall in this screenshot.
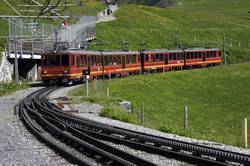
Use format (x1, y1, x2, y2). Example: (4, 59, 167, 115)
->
(0, 52, 13, 83)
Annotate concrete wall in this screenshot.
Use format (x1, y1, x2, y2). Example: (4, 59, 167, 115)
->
(0, 52, 40, 82)
(0, 52, 13, 83)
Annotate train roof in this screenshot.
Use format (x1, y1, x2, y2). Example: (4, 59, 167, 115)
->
(144, 49, 168, 53)
(60, 50, 139, 55)
(54, 48, 221, 56)
(184, 48, 220, 52)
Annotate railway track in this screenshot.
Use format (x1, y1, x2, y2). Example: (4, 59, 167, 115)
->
(19, 87, 250, 166)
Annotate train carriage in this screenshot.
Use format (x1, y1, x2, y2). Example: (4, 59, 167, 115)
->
(142, 49, 168, 72)
(167, 49, 185, 70)
(41, 48, 222, 84)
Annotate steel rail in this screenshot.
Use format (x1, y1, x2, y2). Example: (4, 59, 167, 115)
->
(31, 103, 156, 166)
(19, 88, 92, 165)
(19, 87, 156, 166)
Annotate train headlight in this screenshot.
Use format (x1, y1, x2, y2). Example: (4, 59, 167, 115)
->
(64, 70, 68, 74)
(43, 70, 47, 74)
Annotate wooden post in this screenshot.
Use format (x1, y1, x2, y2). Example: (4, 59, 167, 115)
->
(141, 103, 145, 125)
(242, 117, 248, 148)
(86, 78, 89, 97)
(93, 79, 96, 91)
(184, 105, 188, 130)
(107, 87, 109, 97)
(109, 72, 111, 81)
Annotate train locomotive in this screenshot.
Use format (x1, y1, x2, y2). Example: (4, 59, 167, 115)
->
(41, 48, 222, 84)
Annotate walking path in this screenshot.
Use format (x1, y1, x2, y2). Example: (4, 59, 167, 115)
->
(96, 5, 119, 23)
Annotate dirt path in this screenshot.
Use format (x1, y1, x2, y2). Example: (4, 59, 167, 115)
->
(96, 5, 119, 23)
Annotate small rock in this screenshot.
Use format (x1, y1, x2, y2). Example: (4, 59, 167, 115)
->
(119, 100, 132, 113)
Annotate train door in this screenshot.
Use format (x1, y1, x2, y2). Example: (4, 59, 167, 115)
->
(202, 51, 206, 61)
(122, 55, 126, 69)
(183, 50, 186, 67)
(164, 53, 168, 64)
(140, 52, 144, 70)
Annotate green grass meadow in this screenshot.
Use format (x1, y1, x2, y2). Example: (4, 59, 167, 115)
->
(91, 0, 250, 63)
(69, 64, 250, 147)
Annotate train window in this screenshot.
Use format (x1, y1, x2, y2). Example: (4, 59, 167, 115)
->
(44, 55, 59, 66)
(117, 55, 121, 64)
(126, 55, 130, 64)
(193, 52, 196, 59)
(209, 51, 212, 58)
(156, 54, 159, 61)
(108, 56, 113, 65)
(88, 56, 90, 66)
(173, 53, 177, 60)
(104, 56, 109, 66)
(176, 53, 180, 60)
(197, 52, 201, 59)
(138, 54, 141, 62)
(155, 54, 159, 62)
(152, 54, 156, 62)
(205, 52, 209, 58)
(131, 54, 137, 63)
(96, 56, 101, 66)
(83, 55, 86, 66)
(169, 53, 172, 60)
(145, 54, 149, 61)
(80, 55, 84, 66)
(159, 54, 164, 61)
(61, 55, 69, 66)
(190, 52, 193, 59)
(113, 55, 121, 65)
(71, 55, 75, 66)
(76, 55, 81, 66)
(218, 51, 221, 57)
(180, 53, 184, 60)
(195, 52, 198, 59)
(211, 51, 214, 58)
(113, 55, 117, 65)
(91, 55, 94, 66)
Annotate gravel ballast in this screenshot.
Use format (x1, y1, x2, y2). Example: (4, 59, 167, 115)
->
(0, 87, 70, 165)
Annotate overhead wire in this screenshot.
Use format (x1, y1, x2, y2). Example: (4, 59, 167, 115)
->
(3, 0, 22, 16)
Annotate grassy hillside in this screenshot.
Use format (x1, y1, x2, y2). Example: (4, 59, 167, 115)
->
(69, 63, 250, 147)
(0, 2, 16, 50)
(92, 0, 250, 63)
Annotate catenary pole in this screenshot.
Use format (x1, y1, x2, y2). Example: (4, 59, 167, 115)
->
(13, 18, 19, 82)
(223, 33, 227, 65)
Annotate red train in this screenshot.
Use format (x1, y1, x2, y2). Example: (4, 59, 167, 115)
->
(41, 48, 222, 84)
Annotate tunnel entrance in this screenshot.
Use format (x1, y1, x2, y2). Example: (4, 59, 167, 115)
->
(9, 59, 41, 81)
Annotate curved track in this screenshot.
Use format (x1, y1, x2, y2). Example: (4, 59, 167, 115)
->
(19, 87, 250, 166)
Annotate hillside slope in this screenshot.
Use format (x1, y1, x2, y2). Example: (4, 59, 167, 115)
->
(92, 0, 250, 63)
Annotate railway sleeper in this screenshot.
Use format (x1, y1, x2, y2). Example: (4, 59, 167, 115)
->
(216, 156, 226, 162)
